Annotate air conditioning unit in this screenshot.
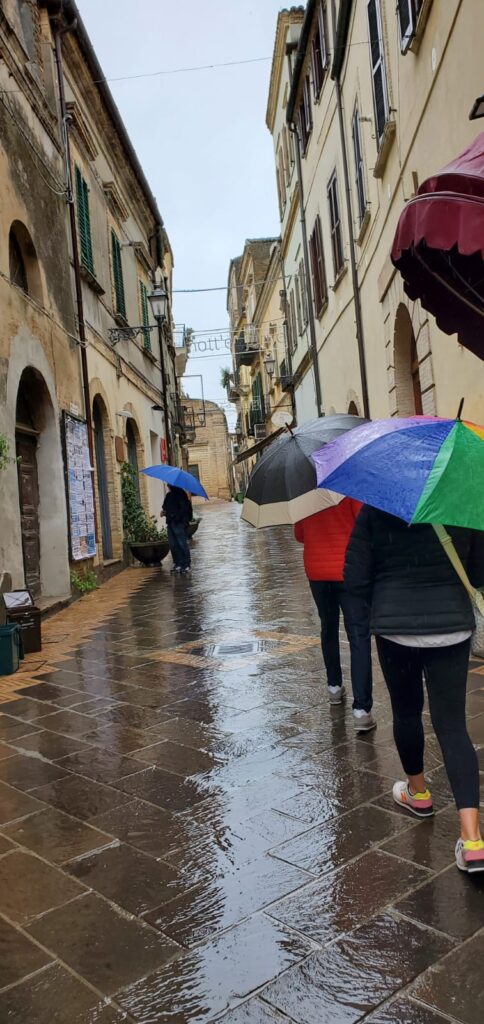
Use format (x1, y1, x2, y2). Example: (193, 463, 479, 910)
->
(254, 423, 267, 441)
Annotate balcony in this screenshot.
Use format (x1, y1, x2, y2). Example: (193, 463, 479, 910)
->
(235, 328, 259, 367)
(279, 359, 294, 392)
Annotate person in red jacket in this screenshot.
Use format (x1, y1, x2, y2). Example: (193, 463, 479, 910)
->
(295, 498, 374, 731)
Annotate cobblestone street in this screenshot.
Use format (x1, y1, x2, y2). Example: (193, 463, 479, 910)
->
(0, 503, 483, 1022)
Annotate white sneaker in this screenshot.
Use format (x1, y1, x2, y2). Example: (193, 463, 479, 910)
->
(455, 837, 484, 873)
(328, 685, 345, 705)
(353, 709, 377, 733)
(392, 780, 434, 818)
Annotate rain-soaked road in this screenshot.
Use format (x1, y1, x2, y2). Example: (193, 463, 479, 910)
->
(0, 503, 483, 1022)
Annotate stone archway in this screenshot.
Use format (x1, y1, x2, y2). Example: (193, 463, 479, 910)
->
(15, 367, 68, 598)
(393, 304, 423, 416)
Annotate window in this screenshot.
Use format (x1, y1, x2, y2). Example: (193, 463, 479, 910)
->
(299, 259, 309, 325)
(367, 0, 390, 144)
(111, 230, 126, 320)
(288, 127, 296, 167)
(278, 147, 287, 208)
(276, 165, 283, 219)
(311, 2, 328, 99)
(288, 290, 298, 354)
(398, 0, 423, 53)
(298, 76, 313, 154)
(352, 105, 367, 225)
(328, 172, 344, 277)
(282, 127, 290, 185)
(75, 166, 94, 276)
(309, 216, 327, 317)
(295, 273, 303, 336)
(139, 281, 151, 352)
(9, 230, 28, 293)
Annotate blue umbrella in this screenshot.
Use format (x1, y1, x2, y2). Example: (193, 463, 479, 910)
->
(140, 464, 209, 499)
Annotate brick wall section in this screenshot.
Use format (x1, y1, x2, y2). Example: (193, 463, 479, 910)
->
(183, 400, 234, 499)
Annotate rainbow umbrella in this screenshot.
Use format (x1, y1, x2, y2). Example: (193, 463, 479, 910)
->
(312, 415, 484, 531)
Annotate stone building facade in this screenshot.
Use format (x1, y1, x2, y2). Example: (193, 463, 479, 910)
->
(271, 0, 484, 422)
(182, 399, 234, 500)
(0, 1, 180, 605)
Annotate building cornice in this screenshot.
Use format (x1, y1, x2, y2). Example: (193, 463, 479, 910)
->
(266, 7, 305, 133)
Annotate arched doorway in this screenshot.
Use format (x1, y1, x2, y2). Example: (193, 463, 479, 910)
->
(348, 401, 359, 415)
(15, 367, 67, 598)
(394, 304, 423, 416)
(93, 397, 113, 560)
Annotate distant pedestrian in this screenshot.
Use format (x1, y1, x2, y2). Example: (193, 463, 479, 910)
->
(345, 506, 484, 873)
(295, 498, 374, 731)
(161, 485, 193, 575)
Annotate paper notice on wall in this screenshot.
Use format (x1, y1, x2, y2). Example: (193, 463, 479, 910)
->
(63, 413, 96, 561)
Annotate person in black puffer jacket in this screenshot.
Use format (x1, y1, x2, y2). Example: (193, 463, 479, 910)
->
(344, 505, 484, 874)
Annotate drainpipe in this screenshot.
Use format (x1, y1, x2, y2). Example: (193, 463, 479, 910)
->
(287, 51, 324, 419)
(53, 22, 98, 528)
(154, 224, 174, 465)
(331, 0, 370, 418)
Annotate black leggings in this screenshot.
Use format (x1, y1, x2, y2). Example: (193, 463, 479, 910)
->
(376, 637, 479, 810)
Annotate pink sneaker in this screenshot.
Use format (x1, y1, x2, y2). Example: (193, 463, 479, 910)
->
(393, 781, 434, 818)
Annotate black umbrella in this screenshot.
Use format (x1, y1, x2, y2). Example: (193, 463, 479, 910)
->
(241, 414, 368, 528)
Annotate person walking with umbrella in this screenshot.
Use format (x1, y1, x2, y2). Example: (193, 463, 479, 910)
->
(140, 464, 208, 577)
(294, 499, 375, 731)
(161, 485, 193, 575)
(313, 415, 484, 872)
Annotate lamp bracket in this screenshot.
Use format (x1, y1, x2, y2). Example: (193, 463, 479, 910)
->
(108, 325, 155, 345)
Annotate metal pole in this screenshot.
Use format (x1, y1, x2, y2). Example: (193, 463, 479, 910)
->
(53, 26, 98, 537)
(156, 319, 173, 464)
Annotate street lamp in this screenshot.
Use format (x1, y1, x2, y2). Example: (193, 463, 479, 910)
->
(148, 283, 172, 464)
(264, 355, 276, 379)
(148, 284, 168, 322)
(197, 411, 205, 426)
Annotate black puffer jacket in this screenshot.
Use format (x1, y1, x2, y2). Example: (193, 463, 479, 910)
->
(344, 506, 484, 636)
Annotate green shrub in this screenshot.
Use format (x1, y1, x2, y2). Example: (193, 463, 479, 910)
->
(70, 568, 99, 594)
(121, 462, 167, 543)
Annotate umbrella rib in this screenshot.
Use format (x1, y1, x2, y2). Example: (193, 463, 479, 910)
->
(414, 248, 484, 318)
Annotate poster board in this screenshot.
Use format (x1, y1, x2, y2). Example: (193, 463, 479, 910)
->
(63, 412, 96, 561)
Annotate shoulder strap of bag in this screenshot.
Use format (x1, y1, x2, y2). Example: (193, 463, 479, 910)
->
(432, 524, 484, 616)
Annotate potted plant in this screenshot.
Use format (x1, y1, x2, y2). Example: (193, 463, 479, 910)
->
(121, 463, 170, 567)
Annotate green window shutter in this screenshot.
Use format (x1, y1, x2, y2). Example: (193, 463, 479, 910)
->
(139, 281, 151, 351)
(111, 230, 126, 319)
(75, 166, 94, 276)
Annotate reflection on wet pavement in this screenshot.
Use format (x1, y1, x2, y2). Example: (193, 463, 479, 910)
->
(0, 504, 483, 1022)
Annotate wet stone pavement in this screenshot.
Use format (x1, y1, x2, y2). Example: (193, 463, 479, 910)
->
(0, 504, 484, 1023)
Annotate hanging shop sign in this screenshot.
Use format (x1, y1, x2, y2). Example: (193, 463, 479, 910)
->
(62, 412, 96, 561)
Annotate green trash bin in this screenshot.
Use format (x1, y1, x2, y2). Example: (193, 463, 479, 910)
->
(0, 624, 24, 676)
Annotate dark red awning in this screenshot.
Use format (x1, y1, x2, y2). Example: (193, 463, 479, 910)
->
(391, 133, 484, 360)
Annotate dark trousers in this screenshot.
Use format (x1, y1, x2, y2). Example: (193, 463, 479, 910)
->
(309, 580, 373, 711)
(376, 637, 479, 810)
(167, 521, 191, 570)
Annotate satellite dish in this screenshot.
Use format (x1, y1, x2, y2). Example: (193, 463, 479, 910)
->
(272, 410, 293, 429)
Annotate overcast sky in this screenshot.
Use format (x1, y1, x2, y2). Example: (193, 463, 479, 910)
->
(78, 0, 285, 427)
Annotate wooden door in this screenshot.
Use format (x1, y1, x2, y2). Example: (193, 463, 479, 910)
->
(16, 432, 41, 598)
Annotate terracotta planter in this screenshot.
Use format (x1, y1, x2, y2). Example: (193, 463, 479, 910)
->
(129, 540, 170, 567)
